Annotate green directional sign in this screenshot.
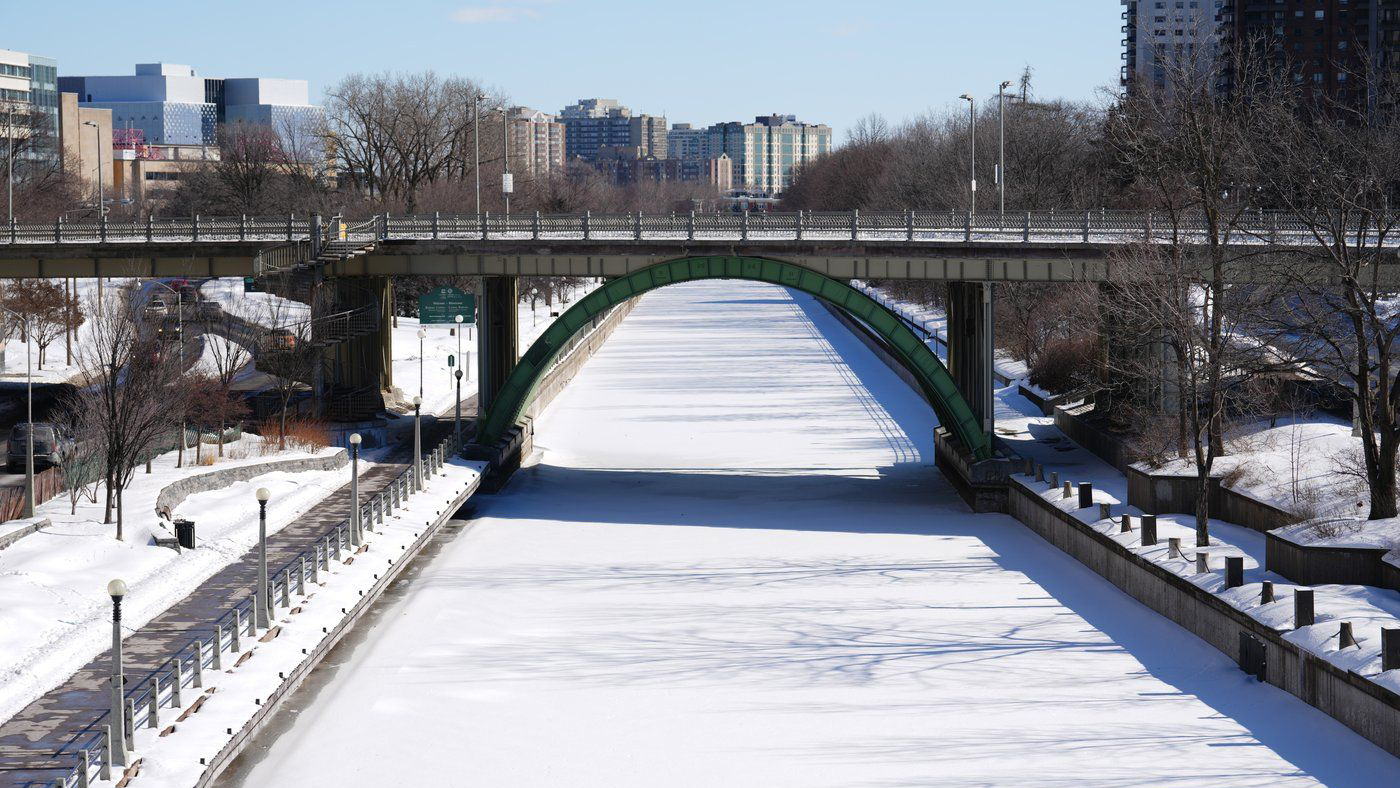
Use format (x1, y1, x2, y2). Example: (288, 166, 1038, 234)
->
(418, 287, 475, 325)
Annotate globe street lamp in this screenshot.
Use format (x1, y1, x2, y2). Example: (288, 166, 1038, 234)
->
(349, 433, 362, 546)
(255, 487, 271, 629)
(108, 578, 128, 768)
(417, 327, 428, 400)
(412, 395, 423, 492)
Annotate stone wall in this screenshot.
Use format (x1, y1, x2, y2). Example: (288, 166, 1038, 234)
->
(154, 450, 348, 519)
(1009, 478, 1400, 759)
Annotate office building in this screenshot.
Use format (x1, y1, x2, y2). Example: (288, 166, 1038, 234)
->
(1, 47, 59, 148)
(57, 92, 112, 198)
(1120, 0, 1223, 94)
(58, 63, 322, 150)
(706, 115, 832, 196)
(507, 107, 566, 176)
(558, 98, 665, 161)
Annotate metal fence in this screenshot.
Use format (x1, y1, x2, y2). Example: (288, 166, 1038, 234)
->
(43, 428, 464, 788)
(2, 209, 1390, 248)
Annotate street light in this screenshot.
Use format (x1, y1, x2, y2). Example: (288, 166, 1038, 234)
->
(454, 369, 464, 450)
(412, 395, 423, 492)
(107, 578, 128, 768)
(349, 433, 362, 546)
(997, 80, 1013, 219)
(958, 94, 976, 216)
(151, 281, 185, 467)
(473, 93, 482, 217)
(255, 487, 271, 629)
(417, 327, 428, 400)
(5, 103, 13, 229)
(82, 120, 104, 218)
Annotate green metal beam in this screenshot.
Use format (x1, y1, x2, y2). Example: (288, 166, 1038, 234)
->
(477, 255, 992, 459)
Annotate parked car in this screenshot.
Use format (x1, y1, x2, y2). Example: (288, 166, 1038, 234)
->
(196, 300, 222, 319)
(8, 422, 72, 472)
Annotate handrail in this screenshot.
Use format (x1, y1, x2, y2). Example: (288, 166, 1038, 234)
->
(7, 209, 1400, 249)
(51, 426, 466, 788)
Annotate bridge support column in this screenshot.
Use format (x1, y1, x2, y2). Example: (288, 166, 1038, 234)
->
(946, 282, 995, 435)
(379, 276, 394, 391)
(478, 276, 519, 417)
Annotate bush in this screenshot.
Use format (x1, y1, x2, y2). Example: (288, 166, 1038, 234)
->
(280, 417, 331, 453)
(1030, 335, 1096, 394)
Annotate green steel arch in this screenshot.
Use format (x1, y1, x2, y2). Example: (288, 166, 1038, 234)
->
(477, 256, 991, 459)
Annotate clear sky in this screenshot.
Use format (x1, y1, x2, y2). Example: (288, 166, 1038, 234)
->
(11, 0, 1121, 141)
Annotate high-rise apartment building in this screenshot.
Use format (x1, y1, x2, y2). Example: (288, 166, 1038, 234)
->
(1120, 0, 1223, 94)
(507, 107, 566, 176)
(706, 115, 832, 196)
(558, 98, 665, 161)
(59, 63, 322, 150)
(667, 123, 709, 160)
(1217, 0, 1400, 105)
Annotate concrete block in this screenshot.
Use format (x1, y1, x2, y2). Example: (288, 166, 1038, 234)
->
(1099, 502, 1112, 520)
(1062, 482, 1073, 499)
(1120, 514, 1132, 533)
(1339, 621, 1358, 649)
(1050, 471, 1058, 489)
(1261, 581, 1274, 604)
(1195, 552, 1209, 574)
(1168, 537, 1181, 558)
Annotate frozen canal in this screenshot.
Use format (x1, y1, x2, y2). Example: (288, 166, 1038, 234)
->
(218, 280, 1400, 787)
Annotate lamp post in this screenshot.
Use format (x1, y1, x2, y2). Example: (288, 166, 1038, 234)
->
(255, 487, 270, 629)
(82, 120, 104, 218)
(454, 369, 463, 449)
(107, 578, 128, 768)
(412, 395, 423, 492)
(349, 433, 362, 545)
(501, 106, 512, 219)
(417, 326, 427, 400)
(5, 103, 12, 229)
(958, 94, 976, 216)
(997, 80, 1012, 219)
(152, 282, 185, 467)
(473, 93, 481, 217)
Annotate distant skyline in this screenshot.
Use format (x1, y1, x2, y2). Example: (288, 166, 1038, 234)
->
(11, 0, 1120, 142)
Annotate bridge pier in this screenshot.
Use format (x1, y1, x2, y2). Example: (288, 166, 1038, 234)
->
(945, 282, 995, 435)
(477, 276, 519, 417)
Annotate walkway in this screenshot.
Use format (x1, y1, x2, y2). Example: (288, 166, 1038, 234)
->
(0, 398, 474, 788)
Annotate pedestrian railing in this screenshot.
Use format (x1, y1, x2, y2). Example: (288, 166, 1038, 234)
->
(5, 209, 1398, 249)
(43, 428, 465, 788)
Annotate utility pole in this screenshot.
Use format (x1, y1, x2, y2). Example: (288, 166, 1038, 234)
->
(958, 94, 976, 216)
(997, 80, 1012, 219)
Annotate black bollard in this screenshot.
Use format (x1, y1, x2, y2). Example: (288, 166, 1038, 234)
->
(1078, 482, 1093, 509)
(1120, 514, 1132, 533)
(1225, 556, 1244, 589)
(1260, 581, 1274, 604)
(1295, 589, 1315, 628)
(1383, 628, 1400, 671)
(1140, 514, 1157, 546)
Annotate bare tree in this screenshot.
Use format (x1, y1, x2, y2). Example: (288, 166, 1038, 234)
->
(74, 293, 187, 539)
(252, 299, 320, 450)
(4, 279, 83, 369)
(201, 311, 253, 456)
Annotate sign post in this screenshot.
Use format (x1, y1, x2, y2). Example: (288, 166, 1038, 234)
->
(418, 287, 475, 325)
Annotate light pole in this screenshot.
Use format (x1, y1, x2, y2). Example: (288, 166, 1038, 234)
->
(255, 487, 270, 629)
(107, 578, 128, 768)
(412, 395, 423, 492)
(473, 93, 481, 217)
(152, 282, 185, 467)
(0, 304, 35, 518)
(958, 94, 976, 216)
(349, 433, 362, 545)
(417, 326, 428, 400)
(454, 369, 463, 449)
(997, 80, 1012, 219)
(82, 120, 104, 218)
(5, 103, 12, 229)
(501, 106, 512, 219)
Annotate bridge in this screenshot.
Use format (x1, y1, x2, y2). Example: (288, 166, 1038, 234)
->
(0, 209, 1358, 477)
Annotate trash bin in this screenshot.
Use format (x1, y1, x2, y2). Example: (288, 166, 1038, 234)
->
(174, 519, 196, 549)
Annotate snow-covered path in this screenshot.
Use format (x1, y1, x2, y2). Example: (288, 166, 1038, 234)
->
(217, 280, 1400, 787)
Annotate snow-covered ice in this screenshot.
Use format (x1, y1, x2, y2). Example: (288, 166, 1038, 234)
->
(213, 280, 1400, 787)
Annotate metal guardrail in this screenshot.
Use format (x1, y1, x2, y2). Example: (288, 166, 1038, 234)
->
(4, 209, 1398, 248)
(43, 428, 465, 788)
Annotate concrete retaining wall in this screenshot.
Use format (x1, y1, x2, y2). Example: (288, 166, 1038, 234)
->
(154, 450, 348, 519)
(1054, 403, 1137, 473)
(1008, 478, 1400, 759)
(526, 299, 638, 421)
(1123, 464, 1298, 534)
(1266, 529, 1395, 590)
(0, 518, 51, 552)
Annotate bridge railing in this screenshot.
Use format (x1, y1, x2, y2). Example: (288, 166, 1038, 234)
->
(7, 210, 1400, 248)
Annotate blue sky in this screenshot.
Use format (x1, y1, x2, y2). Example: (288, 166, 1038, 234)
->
(13, 0, 1120, 141)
